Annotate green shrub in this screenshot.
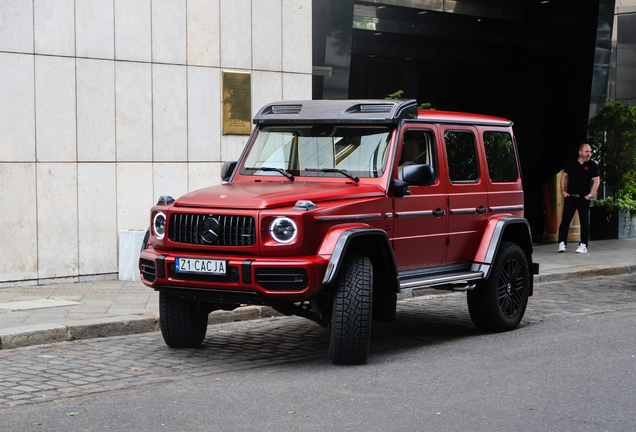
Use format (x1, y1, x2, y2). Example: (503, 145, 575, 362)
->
(587, 100, 636, 197)
(385, 90, 434, 110)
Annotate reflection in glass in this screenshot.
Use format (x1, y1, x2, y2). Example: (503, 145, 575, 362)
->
(444, 130, 478, 182)
(483, 131, 518, 183)
(241, 126, 392, 179)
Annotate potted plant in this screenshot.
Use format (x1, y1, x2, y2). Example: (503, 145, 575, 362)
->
(587, 100, 636, 239)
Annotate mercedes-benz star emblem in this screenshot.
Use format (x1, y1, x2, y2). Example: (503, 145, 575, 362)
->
(199, 216, 221, 244)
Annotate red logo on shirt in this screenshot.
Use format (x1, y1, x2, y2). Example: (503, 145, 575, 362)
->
(584, 167, 588, 170)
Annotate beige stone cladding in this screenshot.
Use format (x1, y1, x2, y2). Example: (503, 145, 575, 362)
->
(0, 0, 312, 285)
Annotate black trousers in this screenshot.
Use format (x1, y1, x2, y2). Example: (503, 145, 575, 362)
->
(558, 196, 591, 246)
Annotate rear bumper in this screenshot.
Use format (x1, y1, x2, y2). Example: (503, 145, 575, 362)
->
(139, 247, 329, 302)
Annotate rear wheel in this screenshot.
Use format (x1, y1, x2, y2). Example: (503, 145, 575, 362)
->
(160, 291, 209, 348)
(467, 241, 529, 332)
(329, 255, 373, 365)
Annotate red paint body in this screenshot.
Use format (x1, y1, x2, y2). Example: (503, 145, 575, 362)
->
(140, 109, 526, 300)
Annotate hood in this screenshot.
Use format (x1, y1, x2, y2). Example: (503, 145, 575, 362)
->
(174, 182, 387, 209)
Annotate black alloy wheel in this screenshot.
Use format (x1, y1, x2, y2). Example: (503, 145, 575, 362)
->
(498, 257, 525, 318)
(467, 241, 529, 332)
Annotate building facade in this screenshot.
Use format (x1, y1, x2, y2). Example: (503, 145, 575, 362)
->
(312, 0, 626, 237)
(609, 0, 636, 107)
(1, 0, 633, 286)
(0, 0, 312, 286)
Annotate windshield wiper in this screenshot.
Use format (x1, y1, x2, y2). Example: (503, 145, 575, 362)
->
(305, 168, 359, 183)
(244, 167, 295, 181)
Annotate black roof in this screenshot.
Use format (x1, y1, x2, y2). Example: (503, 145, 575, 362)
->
(253, 99, 418, 125)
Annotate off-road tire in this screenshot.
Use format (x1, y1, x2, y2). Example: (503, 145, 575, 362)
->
(467, 241, 529, 332)
(160, 291, 209, 348)
(140, 228, 150, 253)
(329, 255, 373, 365)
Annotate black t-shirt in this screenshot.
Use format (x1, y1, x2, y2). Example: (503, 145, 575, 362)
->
(564, 157, 599, 196)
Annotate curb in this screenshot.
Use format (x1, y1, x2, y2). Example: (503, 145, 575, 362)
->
(0, 314, 159, 350)
(532, 264, 636, 284)
(1, 265, 633, 350)
(0, 306, 284, 350)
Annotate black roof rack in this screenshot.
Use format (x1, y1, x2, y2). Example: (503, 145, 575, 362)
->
(253, 99, 418, 125)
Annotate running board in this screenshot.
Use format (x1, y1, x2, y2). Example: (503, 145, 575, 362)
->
(399, 271, 484, 290)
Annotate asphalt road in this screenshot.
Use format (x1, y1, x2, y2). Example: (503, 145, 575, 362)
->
(1, 274, 636, 431)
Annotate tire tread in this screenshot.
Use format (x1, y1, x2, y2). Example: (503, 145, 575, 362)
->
(329, 255, 373, 365)
(160, 291, 208, 348)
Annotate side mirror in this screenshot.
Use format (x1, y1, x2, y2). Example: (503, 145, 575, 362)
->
(392, 179, 411, 198)
(221, 161, 237, 182)
(402, 164, 435, 186)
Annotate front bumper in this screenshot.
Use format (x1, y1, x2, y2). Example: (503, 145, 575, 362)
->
(139, 247, 329, 302)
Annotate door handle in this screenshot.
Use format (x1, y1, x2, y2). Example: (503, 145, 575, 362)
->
(433, 209, 446, 217)
(477, 206, 487, 214)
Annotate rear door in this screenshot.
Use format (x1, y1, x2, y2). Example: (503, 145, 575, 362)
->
(440, 126, 489, 263)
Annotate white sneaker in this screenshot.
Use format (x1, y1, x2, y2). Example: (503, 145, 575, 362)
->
(576, 243, 587, 253)
(558, 241, 566, 252)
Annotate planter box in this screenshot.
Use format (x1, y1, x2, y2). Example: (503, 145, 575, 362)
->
(590, 207, 636, 240)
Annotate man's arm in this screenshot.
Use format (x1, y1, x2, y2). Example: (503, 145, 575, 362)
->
(587, 176, 600, 200)
(561, 172, 569, 197)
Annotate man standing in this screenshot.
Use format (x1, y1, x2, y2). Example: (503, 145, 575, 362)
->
(558, 143, 600, 253)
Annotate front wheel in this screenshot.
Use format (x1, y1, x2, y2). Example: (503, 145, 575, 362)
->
(159, 291, 209, 348)
(467, 241, 529, 332)
(329, 255, 373, 365)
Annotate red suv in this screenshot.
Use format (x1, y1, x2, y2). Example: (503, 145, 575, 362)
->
(140, 99, 539, 365)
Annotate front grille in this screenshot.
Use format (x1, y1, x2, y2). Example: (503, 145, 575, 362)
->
(256, 267, 308, 291)
(169, 214, 256, 246)
(140, 259, 156, 282)
(168, 264, 240, 283)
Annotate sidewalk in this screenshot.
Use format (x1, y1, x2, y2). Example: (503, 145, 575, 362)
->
(1, 238, 634, 349)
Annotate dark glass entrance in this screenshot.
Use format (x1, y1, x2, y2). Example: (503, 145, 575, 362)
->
(313, 0, 610, 237)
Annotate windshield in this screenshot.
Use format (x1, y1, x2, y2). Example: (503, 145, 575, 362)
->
(240, 126, 392, 179)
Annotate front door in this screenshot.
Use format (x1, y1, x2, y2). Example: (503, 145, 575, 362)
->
(392, 126, 448, 269)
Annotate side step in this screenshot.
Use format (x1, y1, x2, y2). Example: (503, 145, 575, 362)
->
(399, 271, 484, 291)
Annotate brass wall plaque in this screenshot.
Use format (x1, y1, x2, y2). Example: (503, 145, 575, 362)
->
(222, 71, 252, 134)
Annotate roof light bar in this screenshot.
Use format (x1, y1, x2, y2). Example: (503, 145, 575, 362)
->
(271, 105, 302, 115)
(360, 104, 393, 113)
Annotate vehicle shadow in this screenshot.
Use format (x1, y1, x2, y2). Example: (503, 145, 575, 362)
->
(192, 297, 485, 367)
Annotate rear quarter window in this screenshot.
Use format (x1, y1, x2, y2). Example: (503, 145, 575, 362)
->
(483, 131, 519, 183)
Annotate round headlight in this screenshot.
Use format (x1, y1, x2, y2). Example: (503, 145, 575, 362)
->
(270, 217, 297, 244)
(153, 211, 166, 240)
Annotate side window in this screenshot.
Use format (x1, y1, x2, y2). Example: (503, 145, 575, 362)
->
(398, 130, 436, 181)
(483, 131, 519, 183)
(444, 130, 478, 183)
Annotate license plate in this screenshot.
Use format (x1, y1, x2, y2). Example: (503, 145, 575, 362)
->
(175, 258, 227, 275)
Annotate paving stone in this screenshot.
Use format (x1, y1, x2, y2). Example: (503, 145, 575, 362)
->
(45, 380, 73, 388)
(11, 385, 39, 392)
(34, 384, 57, 391)
(7, 394, 33, 400)
(1, 273, 635, 408)
(56, 387, 80, 394)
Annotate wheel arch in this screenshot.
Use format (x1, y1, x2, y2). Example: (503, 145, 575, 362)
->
(320, 227, 399, 296)
(472, 216, 536, 296)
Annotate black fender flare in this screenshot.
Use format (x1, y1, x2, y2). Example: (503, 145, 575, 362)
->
(321, 228, 399, 293)
(470, 217, 538, 296)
